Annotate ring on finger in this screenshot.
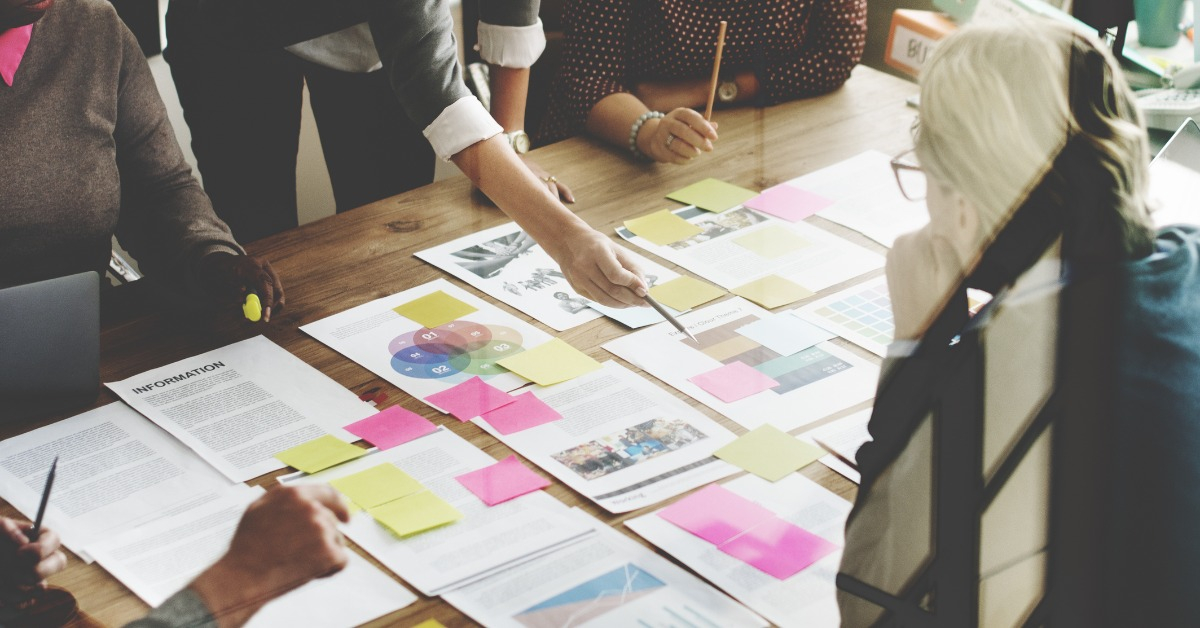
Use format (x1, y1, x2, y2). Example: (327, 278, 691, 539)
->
(542, 175, 557, 184)
(665, 134, 676, 149)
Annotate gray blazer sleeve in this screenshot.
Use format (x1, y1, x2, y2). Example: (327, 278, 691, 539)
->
(480, 0, 540, 26)
(123, 589, 217, 628)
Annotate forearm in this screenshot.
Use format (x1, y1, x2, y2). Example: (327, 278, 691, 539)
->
(489, 66, 529, 132)
(585, 92, 650, 151)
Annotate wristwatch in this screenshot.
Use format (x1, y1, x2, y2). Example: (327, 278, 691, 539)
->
(505, 130, 531, 154)
(717, 78, 738, 104)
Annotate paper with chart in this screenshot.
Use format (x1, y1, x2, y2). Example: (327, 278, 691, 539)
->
(443, 508, 767, 628)
(625, 474, 852, 628)
(791, 150, 930, 248)
(616, 206, 883, 292)
(794, 276, 895, 357)
(416, 223, 681, 331)
(301, 279, 554, 405)
(107, 336, 367, 482)
(604, 298, 879, 431)
(473, 361, 739, 513)
(279, 428, 592, 595)
(87, 486, 416, 627)
(0, 403, 234, 561)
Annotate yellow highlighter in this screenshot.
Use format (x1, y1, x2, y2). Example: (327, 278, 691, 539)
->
(242, 293, 262, 322)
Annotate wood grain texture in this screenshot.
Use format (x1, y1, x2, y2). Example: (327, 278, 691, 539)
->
(1, 66, 917, 627)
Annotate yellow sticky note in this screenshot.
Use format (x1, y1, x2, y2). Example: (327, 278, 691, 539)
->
(624, 210, 703, 246)
(648, 276, 726, 312)
(274, 435, 366, 474)
(667, 178, 758, 213)
(392, 290, 478, 329)
(497, 338, 602, 386)
(714, 425, 825, 481)
(733, 226, 810, 259)
(732, 275, 813, 309)
(412, 621, 447, 628)
(330, 464, 424, 509)
(368, 490, 463, 537)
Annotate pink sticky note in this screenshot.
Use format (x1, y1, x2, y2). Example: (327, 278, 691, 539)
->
(424, 377, 517, 421)
(344, 406, 437, 450)
(688, 361, 780, 403)
(657, 484, 777, 545)
(744, 185, 834, 222)
(718, 517, 839, 579)
(478, 392, 562, 435)
(454, 455, 551, 506)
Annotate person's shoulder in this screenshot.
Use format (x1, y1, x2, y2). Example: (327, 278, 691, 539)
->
(43, 0, 124, 35)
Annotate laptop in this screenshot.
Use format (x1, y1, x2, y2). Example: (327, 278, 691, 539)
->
(1148, 117, 1200, 229)
(0, 271, 100, 421)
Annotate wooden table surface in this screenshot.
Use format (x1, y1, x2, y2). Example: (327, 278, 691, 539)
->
(2, 65, 919, 627)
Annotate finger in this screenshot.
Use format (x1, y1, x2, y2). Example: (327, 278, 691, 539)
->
(557, 182, 576, 204)
(594, 254, 647, 306)
(29, 528, 61, 560)
(33, 551, 66, 581)
(664, 118, 711, 154)
(263, 262, 284, 310)
(307, 484, 352, 523)
(672, 109, 719, 141)
(2, 518, 30, 546)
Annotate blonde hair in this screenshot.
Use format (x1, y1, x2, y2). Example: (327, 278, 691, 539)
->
(916, 18, 1155, 261)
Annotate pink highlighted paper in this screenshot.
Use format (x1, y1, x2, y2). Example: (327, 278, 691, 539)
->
(688, 361, 780, 403)
(718, 516, 838, 579)
(345, 406, 437, 450)
(656, 484, 776, 545)
(454, 455, 551, 506)
(424, 376, 516, 421)
(744, 185, 834, 222)
(478, 392, 562, 435)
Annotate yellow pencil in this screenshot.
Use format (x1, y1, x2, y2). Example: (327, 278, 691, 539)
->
(704, 20, 728, 121)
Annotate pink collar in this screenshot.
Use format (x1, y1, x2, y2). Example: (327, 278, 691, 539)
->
(0, 24, 34, 87)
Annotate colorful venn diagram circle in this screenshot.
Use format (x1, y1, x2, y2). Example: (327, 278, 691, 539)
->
(389, 321, 525, 379)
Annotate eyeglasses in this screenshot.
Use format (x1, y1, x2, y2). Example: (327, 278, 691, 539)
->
(890, 149, 926, 201)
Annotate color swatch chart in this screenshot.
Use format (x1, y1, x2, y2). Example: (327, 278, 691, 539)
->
(796, 277, 893, 357)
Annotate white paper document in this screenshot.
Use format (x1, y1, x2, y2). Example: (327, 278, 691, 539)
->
(605, 298, 879, 431)
(616, 206, 883, 291)
(279, 428, 592, 596)
(625, 474, 852, 628)
(443, 508, 767, 628)
(0, 403, 234, 560)
(107, 336, 368, 482)
(416, 222, 681, 331)
(474, 361, 739, 513)
(300, 279, 553, 405)
(88, 486, 415, 627)
(797, 150, 930, 248)
(801, 408, 873, 484)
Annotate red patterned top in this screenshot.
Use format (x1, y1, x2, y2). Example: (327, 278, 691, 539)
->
(537, 0, 867, 144)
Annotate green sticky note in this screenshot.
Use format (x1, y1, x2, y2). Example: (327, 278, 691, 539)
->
(412, 621, 447, 628)
(648, 276, 726, 312)
(667, 178, 758, 213)
(330, 464, 424, 509)
(624, 210, 703, 245)
(732, 275, 813, 309)
(392, 290, 478, 329)
(368, 491, 463, 537)
(274, 435, 366, 474)
(733, 226, 811, 259)
(496, 338, 602, 386)
(714, 425, 825, 481)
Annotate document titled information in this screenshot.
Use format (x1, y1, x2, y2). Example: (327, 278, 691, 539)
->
(107, 336, 370, 482)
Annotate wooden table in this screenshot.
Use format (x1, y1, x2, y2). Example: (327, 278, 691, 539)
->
(2, 65, 919, 627)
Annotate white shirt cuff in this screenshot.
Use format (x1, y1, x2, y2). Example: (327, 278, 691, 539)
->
(475, 19, 546, 68)
(423, 96, 504, 161)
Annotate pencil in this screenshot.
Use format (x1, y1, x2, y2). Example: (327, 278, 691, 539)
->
(703, 20, 728, 121)
(644, 294, 696, 342)
(30, 456, 57, 542)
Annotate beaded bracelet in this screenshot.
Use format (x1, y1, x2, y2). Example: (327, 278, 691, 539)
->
(628, 111, 665, 162)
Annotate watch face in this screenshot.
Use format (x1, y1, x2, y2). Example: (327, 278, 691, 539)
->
(718, 81, 738, 103)
(510, 131, 531, 154)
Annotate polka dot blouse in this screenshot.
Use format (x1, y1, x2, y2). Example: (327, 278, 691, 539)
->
(537, 0, 868, 144)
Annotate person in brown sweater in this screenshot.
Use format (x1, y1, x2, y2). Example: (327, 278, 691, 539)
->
(0, 0, 284, 319)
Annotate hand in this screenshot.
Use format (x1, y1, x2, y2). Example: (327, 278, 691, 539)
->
(543, 228, 647, 308)
(0, 518, 67, 603)
(190, 486, 350, 628)
(637, 108, 719, 165)
(197, 252, 285, 323)
(520, 156, 575, 204)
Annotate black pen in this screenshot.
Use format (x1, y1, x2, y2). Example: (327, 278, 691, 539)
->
(30, 456, 57, 542)
(644, 294, 696, 341)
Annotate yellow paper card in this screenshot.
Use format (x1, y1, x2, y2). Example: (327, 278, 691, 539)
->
(330, 464, 424, 509)
(648, 276, 726, 312)
(732, 275, 813, 309)
(392, 290, 478, 329)
(667, 178, 758, 213)
(733, 226, 810, 259)
(624, 210, 702, 246)
(274, 435, 366, 474)
(497, 338, 601, 386)
(412, 621, 447, 628)
(714, 425, 825, 481)
(368, 491, 463, 537)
